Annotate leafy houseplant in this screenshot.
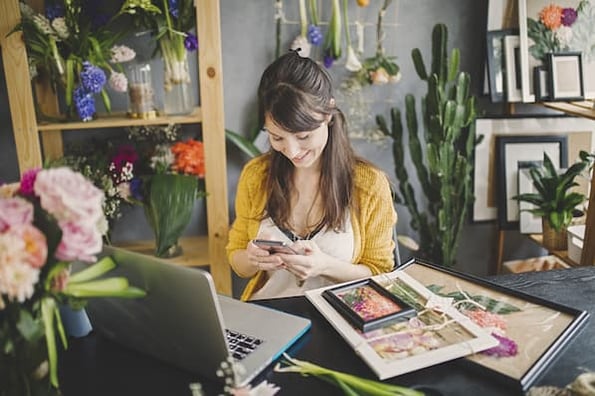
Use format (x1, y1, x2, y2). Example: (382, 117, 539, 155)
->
(376, 23, 478, 267)
(513, 151, 592, 250)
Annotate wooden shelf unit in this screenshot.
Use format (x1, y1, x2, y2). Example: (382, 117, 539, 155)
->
(0, 0, 232, 294)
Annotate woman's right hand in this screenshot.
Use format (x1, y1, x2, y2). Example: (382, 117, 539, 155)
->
(247, 240, 284, 272)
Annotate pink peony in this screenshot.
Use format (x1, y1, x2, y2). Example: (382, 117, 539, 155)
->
(55, 220, 102, 262)
(0, 197, 34, 231)
(34, 167, 104, 225)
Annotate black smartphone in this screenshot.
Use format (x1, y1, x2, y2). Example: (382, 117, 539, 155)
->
(252, 239, 299, 254)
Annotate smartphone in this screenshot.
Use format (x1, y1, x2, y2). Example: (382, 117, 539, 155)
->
(252, 239, 299, 254)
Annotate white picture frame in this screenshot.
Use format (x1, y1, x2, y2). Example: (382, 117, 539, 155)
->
(504, 35, 523, 102)
(473, 116, 595, 222)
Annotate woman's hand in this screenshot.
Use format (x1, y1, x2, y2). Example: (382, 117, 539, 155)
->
(277, 240, 329, 281)
(246, 240, 284, 272)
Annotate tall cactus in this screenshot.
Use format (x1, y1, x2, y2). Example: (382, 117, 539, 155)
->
(376, 23, 478, 267)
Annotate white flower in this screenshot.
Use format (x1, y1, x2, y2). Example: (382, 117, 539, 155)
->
(109, 72, 128, 93)
(290, 35, 311, 58)
(110, 45, 136, 63)
(51, 17, 69, 40)
(389, 70, 402, 84)
(555, 26, 573, 50)
(345, 46, 362, 72)
(0, 231, 40, 304)
(32, 14, 54, 37)
(19, 2, 35, 18)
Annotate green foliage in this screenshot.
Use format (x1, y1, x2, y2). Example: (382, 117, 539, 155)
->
(513, 151, 593, 232)
(376, 23, 478, 267)
(225, 129, 263, 159)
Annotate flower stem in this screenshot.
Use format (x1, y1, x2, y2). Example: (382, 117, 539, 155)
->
(299, 0, 308, 37)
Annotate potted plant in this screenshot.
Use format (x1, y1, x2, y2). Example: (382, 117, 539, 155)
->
(514, 151, 592, 250)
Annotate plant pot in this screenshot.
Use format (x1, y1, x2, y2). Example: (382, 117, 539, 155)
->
(542, 217, 568, 251)
(144, 174, 198, 258)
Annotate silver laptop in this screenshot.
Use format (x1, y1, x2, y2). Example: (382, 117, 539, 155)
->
(84, 245, 311, 387)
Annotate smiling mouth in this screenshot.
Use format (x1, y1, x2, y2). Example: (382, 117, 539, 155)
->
(292, 151, 309, 162)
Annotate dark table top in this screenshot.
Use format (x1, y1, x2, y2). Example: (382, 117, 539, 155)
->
(59, 266, 595, 396)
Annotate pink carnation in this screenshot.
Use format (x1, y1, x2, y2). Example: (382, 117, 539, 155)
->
(34, 167, 104, 225)
(55, 220, 102, 262)
(109, 71, 128, 93)
(0, 197, 34, 232)
(18, 168, 41, 196)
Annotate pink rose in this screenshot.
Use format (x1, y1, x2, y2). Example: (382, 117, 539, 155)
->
(0, 197, 34, 232)
(34, 167, 104, 224)
(55, 220, 102, 262)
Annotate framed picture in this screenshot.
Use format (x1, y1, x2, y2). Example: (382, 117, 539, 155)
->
(547, 52, 584, 101)
(519, 0, 595, 102)
(495, 135, 568, 230)
(518, 166, 542, 234)
(473, 116, 595, 222)
(487, 29, 518, 102)
(322, 278, 415, 332)
(533, 65, 549, 101)
(397, 258, 589, 392)
(503, 34, 522, 102)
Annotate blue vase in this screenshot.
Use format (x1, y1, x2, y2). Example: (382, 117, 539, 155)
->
(59, 305, 93, 338)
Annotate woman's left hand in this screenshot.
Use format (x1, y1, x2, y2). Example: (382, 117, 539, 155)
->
(276, 240, 329, 281)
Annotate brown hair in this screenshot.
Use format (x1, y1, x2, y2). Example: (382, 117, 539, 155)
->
(257, 51, 363, 231)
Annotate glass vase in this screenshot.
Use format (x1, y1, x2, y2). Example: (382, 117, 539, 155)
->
(161, 36, 194, 115)
(144, 174, 198, 258)
(126, 60, 158, 119)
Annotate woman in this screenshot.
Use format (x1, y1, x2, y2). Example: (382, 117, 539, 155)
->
(226, 51, 397, 300)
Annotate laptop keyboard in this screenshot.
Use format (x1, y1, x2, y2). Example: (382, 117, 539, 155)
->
(225, 329, 264, 361)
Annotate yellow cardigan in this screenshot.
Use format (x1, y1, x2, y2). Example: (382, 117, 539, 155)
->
(226, 155, 397, 300)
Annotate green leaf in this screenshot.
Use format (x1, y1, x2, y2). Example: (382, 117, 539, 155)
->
(16, 309, 44, 342)
(145, 174, 198, 257)
(41, 297, 59, 388)
(225, 129, 262, 158)
(69, 256, 117, 284)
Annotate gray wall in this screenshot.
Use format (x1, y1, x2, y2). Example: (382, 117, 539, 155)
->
(0, 1, 548, 287)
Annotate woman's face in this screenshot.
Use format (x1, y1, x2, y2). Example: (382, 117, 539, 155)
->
(264, 113, 329, 170)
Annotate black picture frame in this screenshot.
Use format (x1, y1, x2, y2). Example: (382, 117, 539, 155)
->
(495, 135, 568, 230)
(533, 66, 549, 101)
(547, 52, 585, 101)
(322, 278, 415, 332)
(398, 257, 589, 393)
(486, 29, 517, 103)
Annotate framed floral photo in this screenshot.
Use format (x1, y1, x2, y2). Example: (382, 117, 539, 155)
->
(519, 0, 595, 102)
(398, 258, 589, 392)
(322, 279, 415, 332)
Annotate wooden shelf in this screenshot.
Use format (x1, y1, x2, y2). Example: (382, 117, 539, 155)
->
(37, 107, 202, 131)
(0, 0, 232, 295)
(541, 100, 595, 120)
(528, 234, 578, 267)
(114, 236, 210, 267)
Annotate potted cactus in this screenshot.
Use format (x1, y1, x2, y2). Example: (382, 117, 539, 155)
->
(514, 151, 592, 251)
(376, 23, 478, 267)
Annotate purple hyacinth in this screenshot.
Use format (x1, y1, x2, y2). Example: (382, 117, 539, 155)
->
(45, 4, 65, 20)
(561, 7, 578, 26)
(80, 62, 106, 94)
(74, 85, 96, 122)
(323, 52, 334, 69)
(184, 32, 198, 51)
(168, 0, 180, 19)
(308, 25, 323, 46)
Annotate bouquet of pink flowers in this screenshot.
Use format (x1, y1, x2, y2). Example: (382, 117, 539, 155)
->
(0, 167, 144, 396)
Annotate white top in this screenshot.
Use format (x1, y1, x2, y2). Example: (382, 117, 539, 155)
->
(249, 215, 354, 300)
